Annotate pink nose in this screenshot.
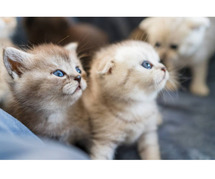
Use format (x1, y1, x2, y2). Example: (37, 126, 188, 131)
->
(161, 67, 166, 72)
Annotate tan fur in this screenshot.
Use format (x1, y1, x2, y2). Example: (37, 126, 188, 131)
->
(77, 40, 169, 159)
(134, 17, 215, 96)
(0, 17, 17, 106)
(3, 43, 90, 144)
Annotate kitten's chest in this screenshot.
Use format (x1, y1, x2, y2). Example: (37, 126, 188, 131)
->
(47, 112, 66, 127)
(40, 111, 69, 136)
(123, 121, 146, 144)
(120, 105, 159, 144)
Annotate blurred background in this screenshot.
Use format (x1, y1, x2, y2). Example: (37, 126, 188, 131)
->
(7, 17, 215, 159)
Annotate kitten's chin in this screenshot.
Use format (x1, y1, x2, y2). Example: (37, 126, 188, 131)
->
(63, 83, 82, 95)
(63, 89, 83, 105)
(155, 72, 169, 91)
(65, 87, 83, 96)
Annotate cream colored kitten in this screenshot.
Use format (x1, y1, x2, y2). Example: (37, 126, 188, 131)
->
(133, 17, 215, 96)
(0, 17, 17, 105)
(80, 40, 169, 159)
(3, 43, 89, 143)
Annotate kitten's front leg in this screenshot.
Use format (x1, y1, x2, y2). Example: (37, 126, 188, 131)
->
(138, 130, 160, 160)
(190, 60, 209, 96)
(90, 140, 117, 160)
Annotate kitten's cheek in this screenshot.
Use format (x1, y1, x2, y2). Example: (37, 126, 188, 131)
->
(81, 80, 87, 91)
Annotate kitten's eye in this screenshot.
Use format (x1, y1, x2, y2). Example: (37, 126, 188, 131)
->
(155, 42, 161, 48)
(170, 44, 178, 50)
(53, 70, 65, 77)
(75, 66, 81, 74)
(142, 61, 153, 69)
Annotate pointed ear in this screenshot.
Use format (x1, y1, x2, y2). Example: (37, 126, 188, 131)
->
(139, 18, 155, 31)
(3, 47, 33, 80)
(64, 42, 78, 52)
(130, 27, 149, 42)
(97, 60, 115, 75)
(187, 17, 210, 30)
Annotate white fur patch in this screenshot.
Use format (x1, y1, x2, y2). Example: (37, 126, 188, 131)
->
(115, 42, 159, 65)
(47, 112, 66, 129)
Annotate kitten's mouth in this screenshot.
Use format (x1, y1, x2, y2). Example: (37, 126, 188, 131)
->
(63, 85, 82, 96)
(158, 72, 167, 84)
(74, 85, 82, 94)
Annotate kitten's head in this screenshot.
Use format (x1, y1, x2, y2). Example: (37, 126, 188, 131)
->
(139, 17, 210, 63)
(3, 43, 87, 110)
(0, 17, 17, 39)
(91, 40, 169, 101)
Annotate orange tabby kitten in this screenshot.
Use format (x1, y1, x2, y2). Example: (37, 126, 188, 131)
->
(3, 43, 90, 143)
(76, 40, 169, 159)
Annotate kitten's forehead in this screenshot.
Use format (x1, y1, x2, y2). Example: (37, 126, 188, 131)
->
(148, 18, 190, 44)
(29, 44, 80, 69)
(30, 44, 70, 60)
(45, 54, 80, 72)
(115, 41, 159, 64)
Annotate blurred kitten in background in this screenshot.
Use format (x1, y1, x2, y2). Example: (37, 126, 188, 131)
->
(0, 17, 17, 106)
(0, 17, 17, 40)
(130, 17, 215, 96)
(23, 17, 109, 73)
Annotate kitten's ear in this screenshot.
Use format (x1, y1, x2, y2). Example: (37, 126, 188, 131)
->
(64, 42, 78, 52)
(130, 27, 148, 42)
(139, 18, 156, 31)
(97, 60, 115, 75)
(3, 47, 33, 80)
(187, 17, 210, 30)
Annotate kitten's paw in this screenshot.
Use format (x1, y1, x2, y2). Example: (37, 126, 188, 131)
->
(190, 84, 209, 96)
(140, 147, 161, 160)
(90, 155, 108, 160)
(156, 113, 163, 126)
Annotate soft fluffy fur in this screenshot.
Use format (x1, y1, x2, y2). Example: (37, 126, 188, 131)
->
(0, 17, 17, 106)
(131, 17, 215, 96)
(78, 40, 169, 159)
(3, 43, 90, 143)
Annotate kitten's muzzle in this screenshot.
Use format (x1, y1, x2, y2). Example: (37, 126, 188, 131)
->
(157, 66, 168, 84)
(74, 75, 81, 83)
(161, 67, 166, 72)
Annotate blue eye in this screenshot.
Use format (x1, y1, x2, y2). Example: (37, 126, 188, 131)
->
(53, 70, 65, 77)
(142, 61, 153, 69)
(75, 66, 81, 74)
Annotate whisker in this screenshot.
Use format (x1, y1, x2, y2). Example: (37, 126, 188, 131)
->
(57, 35, 70, 45)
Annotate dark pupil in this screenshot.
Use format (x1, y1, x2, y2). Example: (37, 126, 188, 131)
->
(155, 42, 161, 47)
(170, 44, 178, 50)
(146, 63, 150, 67)
(76, 67, 81, 74)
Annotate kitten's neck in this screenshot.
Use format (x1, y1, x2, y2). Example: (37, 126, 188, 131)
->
(87, 78, 156, 110)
